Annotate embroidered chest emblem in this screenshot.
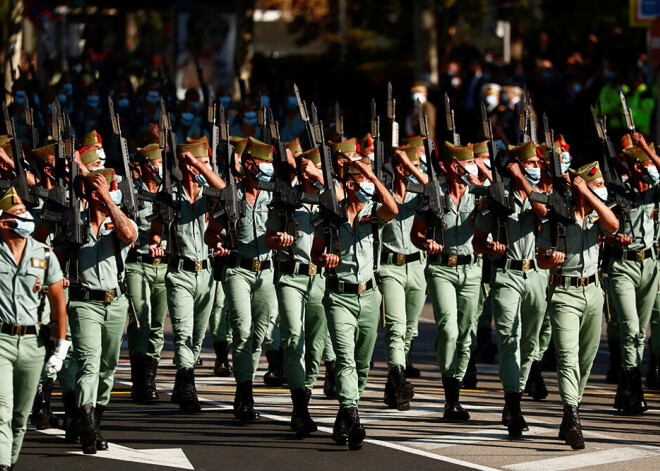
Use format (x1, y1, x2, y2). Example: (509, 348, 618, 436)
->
(33, 277, 42, 293)
(31, 258, 46, 269)
(359, 215, 372, 225)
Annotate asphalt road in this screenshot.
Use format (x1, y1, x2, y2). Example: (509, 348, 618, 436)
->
(17, 303, 660, 471)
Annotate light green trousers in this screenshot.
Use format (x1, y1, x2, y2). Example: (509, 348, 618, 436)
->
(209, 281, 232, 344)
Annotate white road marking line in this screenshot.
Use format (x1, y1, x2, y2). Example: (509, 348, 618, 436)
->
(502, 447, 660, 471)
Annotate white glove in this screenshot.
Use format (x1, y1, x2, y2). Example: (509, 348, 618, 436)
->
(45, 339, 71, 375)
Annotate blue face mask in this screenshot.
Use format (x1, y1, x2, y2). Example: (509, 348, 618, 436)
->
(256, 162, 274, 181)
(244, 111, 258, 126)
(149, 163, 163, 182)
(561, 162, 571, 173)
(146, 91, 160, 105)
(220, 96, 232, 108)
(87, 95, 100, 108)
(524, 167, 541, 186)
(573, 83, 582, 94)
(646, 165, 660, 183)
(14, 91, 25, 106)
(592, 187, 608, 201)
(195, 173, 207, 186)
(287, 96, 298, 110)
(47, 104, 53, 114)
(12, 211, 35, 238)
(312, 180, 324, 191)
(355, 181, 375, 203)
(192, 102, 200, 112)
(63, 83, 73, 96)
(261, 96, 270, 108)
(180, 112, 194, 127)
(117, 98, 130, 109)
(109, 189, 123, 205)
(57, 93, 67, 104)
(407, 173, 419, 185)
(32, 94, 40, 105)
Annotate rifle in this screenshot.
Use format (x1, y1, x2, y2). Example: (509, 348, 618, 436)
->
(146, 98, 182, 255)
(371, 98, 386, 327)
(471, 102, 513, 244)
(518, 90, 532, 144)
(203, 103, 245, 256)
(620, 91, 636, 135)
(591, 102, 634, 238)
(444, 93, 460, 146)
(258, 93, 272, 144)
(293, 83, 315, 151)
(335, 102, 344, 141)
(24, 94, 39, 149)
(386, 82, 399, 149)
(528, 114, 575, 253)
(109, 96, 139, 221)
(206, 85, 220, 175)
(1, 102, 38, 205)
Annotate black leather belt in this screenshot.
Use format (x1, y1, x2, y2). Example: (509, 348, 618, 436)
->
(380, 252, 422, 266)
(238, 258, 271, 272)
(69, 287, 120, 303)
(169, 257, 209, 272)
(127, 251, 169, 266)
(494, 258, 536, 271)
(327, 277, 374, 295)
(278, 261, 319, 276)
(429, 253, 475, 266)
(611, 247, 653, 262)
(1, 323, 37, 336)
(550, 274, 597, 287)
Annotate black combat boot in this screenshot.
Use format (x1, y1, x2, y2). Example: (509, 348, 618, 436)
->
(62, 391, 80, 443)
(144, 356, 160, 401)
(178, 368, 201, 413)
(503, 392, 527, 438)
(213, 341, 232, 377)
(130, 355, 147, 402)
(443, 377, 470, 420)
(388, 365, 414, 411)
(234, 381, 260, 422)
(405, 340, 421, 378)
(171, 368, 183, 405)
(344, 407, 366, 450)
(646, 354, 660, 389)
(264, 350, 284, 387)
(79, 404, 97, 455)
(476, 327, 498, 363)
(31, 378, 59, 429)
(524, 360, 548, 401)
(626, 367, 648, 414)
(606, 340, 621, 384)
(290, 388, 316, 436)
(323, 360, 337, 399)
(561, 404, 585, 449)
(94, 404, 108, 451)
(332, 406, 348, 444)
(383, 374, 396, 408)
(462, 353, 478, 389)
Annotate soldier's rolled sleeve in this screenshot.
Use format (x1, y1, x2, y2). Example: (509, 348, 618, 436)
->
(45, 255, 64, 287)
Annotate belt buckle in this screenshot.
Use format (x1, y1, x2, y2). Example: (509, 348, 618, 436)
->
(308, 264, 318, 275)
(522, 259, 531, 271)
(195, 260, 204, 272)
(357, 282, 367, 295)
(447, 254, 458, 267)
(104, 290, 115, 303)
(396, 253, 406, 266)
(152, 257, 161, 266)
(11, 324, 26, 336)
(636, 250, 645, 262)
(252, 259, 262, 272)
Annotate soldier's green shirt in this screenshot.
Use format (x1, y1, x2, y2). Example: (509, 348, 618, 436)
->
(316, 199, 384, 284)
(0, 236, 63, 325)
(172, 182, 210, 261)
(475, 184, 539, 261)
(78, 211, 138, 291)
(266, 201, 318, 265)
(134, 179, 167, 255)
(621, 181, 660, 251)
(382, 188, 421, 256)
(539, 206, 610, 278)
(236, 186, 272, 262)
(417, 183, 476, 256)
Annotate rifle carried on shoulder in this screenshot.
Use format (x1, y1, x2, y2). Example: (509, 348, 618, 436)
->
(620, 91, 636, 135)
(206, 85, 221, 175)
(109, 96, 139, 220)
(1, 101, 38, 205)
(444, 93, 460, 146)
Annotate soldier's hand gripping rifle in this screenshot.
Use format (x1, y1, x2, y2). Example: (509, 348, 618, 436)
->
(471, 102, 514, 245)
(444, 93, 460, 146)
(528, 114, 575, 253)
(109, 96, 139, 220)
(1, 102, 38, 205)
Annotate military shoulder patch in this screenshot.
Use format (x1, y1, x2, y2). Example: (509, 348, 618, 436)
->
(105, 222, 115, 230)
(31, 258, 47, 269)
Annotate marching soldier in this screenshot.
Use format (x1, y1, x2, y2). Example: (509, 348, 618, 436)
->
(380, 145, 428, 411)
(68, 169, 137, 455)
(125, 144, 169, 402)
(311, 149, 398, 450)
(412, 141, 481, 420)
(205, 137, 276, 422)
(608, 134, 660, 414)
(158, 136, 225, 413)
(0, 187, 69, 470)
(473, 141, 549, 437)
(539, 162, 618, 449)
